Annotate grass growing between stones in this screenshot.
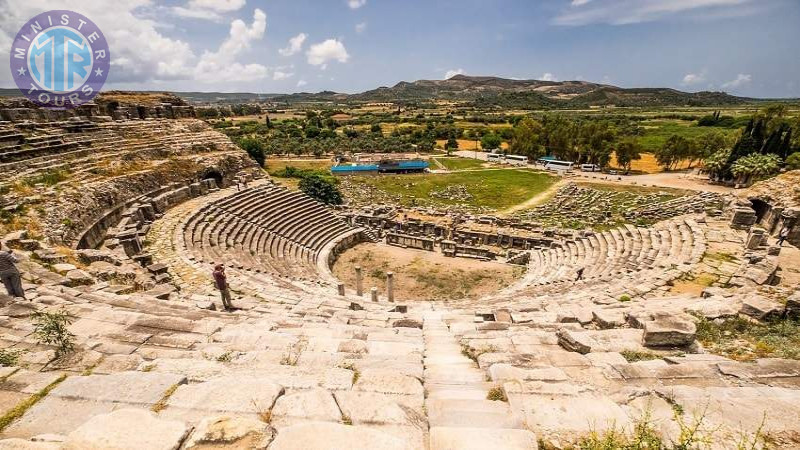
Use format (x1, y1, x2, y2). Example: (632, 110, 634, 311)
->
(702, 251, 739, 264)
(0, 349, 22, 367)
(461, 344, 497, 363)
(486, 387, 507, 402)
(573, 405, 768, 450)
(0, 374, 67, 433)
(620, 350, 662, 363)
(151, 383, 181, 413)
(695, 316, 800, 361)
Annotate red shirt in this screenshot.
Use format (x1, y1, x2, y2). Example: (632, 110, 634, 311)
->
(213, 270, 227, 290)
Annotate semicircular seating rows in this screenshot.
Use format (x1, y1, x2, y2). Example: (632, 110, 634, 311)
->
(4, 173, 800, 449)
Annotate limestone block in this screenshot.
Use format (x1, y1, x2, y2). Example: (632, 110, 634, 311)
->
(161, 376, 284, 423)
(430, 427, 538, 450)
(271, 389, 342, 427)
(269, 422, 416, 450)
(739, 296, 783, 320)
(62, 409, 189, 450)
(643, 316, 696, 347)
(183, 415, 274, 449)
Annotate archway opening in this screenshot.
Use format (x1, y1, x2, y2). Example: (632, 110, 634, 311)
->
(750, 198, 771, 223)
(203, 169, 224, 188)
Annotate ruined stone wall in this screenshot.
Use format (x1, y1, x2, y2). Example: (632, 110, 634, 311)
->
(51, 152, 258, 245)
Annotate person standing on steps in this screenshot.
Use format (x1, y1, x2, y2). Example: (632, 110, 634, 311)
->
(777, 227, 790, 247)
(0, 244, 26, 300)
(575, 267, 585, 281)
(212, 264, 234, 311)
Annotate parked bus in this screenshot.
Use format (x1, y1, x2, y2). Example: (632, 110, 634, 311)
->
(486, 153, 503, 163)
(580, 164, 600, 172)
(544, 160, 574, 172)
(505, 154, 528, 166)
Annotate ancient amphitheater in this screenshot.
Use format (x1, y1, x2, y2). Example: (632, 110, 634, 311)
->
(0, 97, 799, 449)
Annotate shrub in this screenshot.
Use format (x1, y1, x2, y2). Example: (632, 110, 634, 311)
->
(487, 387, 507, 402)
(299, 174, 343, 205)
(786, 152, 800, 170)
(619, 294, 631, 302)
(31, 309, 75, 358)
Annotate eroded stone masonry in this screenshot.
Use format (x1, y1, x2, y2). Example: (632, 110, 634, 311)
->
(0, 96, 799, 449)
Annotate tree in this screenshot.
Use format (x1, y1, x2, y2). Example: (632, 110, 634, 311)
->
(445, 137, 459, 155)
(695, 132, 728, 163)
(614, 139, 642, 173)
(655, 135, 691, 170)
(509, 118, 544, 160)
(370, 123, 382, 135)
(480, 133, 502, 151)
(236, 136, 266, 167)
(305, 125, 321, 139)
(299, 175, 343, 205)
(578, 120, 616, 166)
(731, 153, 782, 186)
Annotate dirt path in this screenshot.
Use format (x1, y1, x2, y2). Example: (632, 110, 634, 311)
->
(572, 171, 734, 194)
(500, 179, 568, 215)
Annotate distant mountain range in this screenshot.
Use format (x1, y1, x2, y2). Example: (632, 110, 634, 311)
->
(2, 75, 796, 108)
(271, 75, 758, 108)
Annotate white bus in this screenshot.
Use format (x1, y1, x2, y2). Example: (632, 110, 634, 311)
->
(486, 153, 503, 163)
(581, 164, 600, 172)
(505, 154, 528, 166)
(544, 160, 574, 172)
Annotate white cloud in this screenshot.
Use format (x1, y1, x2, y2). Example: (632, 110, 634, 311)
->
(721, 73, 752, 89)
(297, 80, 308, 88)
(195, 9, 269, 82)
(347, 0, 367, 9)
(279, 33, 307, 56)
(272, 65, 295, 80)
(306, 39, 350, 67)
(554, 0, 754, 26)
(172, 0, 246, 21)
(0, 0, 197, 84)
(682, 71, 707, 86)
(540, 72, 558, 82)
(444, 68, 465, 79)
(355, 22, 367, 33)
(172, 7, 223, 20)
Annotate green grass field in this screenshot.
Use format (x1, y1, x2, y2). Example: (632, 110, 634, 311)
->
(433, 157, 487, 171)
(635, 119, 739, 151)
(352, 169, 557, 211)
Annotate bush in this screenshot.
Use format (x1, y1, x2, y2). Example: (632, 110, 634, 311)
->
(299, 174, 343, 205)
(31, 309, 75, 358)
(236, 136, 266, 167)
(787, 152, 800, 170)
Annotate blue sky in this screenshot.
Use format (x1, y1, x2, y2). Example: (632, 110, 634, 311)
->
(1, 0, 799, 97)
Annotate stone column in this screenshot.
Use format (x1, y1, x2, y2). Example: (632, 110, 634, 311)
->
(355, 266, 363, 297)
(386, 272, 394, 303)
(371, 287, 378, 302)
(337, 283, 345, 296)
